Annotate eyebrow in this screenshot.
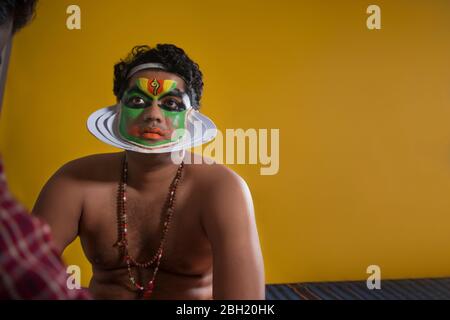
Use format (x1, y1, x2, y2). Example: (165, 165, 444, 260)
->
(159, 88, 184, 99)
(123, 87, 151, 100)
(124, 86, 185, 100)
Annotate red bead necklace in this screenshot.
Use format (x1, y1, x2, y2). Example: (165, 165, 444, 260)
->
(115, 154, 184, 299)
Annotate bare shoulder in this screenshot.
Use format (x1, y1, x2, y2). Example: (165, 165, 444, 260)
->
(33, 152, 123, 213)
(183, 153, 250, 196)
(183, 153, 254, 225)
(55, 152, 123, 181)
(32, 152, 123, 252)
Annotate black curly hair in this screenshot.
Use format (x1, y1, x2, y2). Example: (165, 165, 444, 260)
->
(113, 44, 204, 109)
(0, 0, 37, 33)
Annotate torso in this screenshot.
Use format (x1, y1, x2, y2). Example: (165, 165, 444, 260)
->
(77, 152, 213, 299)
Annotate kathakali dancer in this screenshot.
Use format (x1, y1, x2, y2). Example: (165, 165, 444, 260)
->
(33, 44, 265, 300)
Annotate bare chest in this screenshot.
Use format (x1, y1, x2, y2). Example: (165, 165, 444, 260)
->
(79, 181, 212, 277)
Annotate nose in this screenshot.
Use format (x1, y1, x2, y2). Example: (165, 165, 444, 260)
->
(142, 101, 163, 124)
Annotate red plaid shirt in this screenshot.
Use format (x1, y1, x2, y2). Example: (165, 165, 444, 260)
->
(0, 159, 90, 299)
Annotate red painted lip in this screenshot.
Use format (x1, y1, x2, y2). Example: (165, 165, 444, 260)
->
(142, 133, 163, 140)
(142, 127, 165, 135)
(140, 127, 168, 140)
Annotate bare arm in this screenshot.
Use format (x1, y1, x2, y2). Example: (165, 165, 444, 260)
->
(201, 166, 265, 300)
(32, 163, 84, 255)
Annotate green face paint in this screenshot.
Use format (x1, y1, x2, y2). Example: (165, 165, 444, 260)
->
(118, 78, 189, 148)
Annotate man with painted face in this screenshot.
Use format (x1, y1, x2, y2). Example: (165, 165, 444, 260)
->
(33, 44, 265, 300)
(118, 74, 196, 150)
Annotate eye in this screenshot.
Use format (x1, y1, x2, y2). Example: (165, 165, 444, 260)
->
(126, 96, 146, 107)
(131, 97, 145, 106)
(160, 98, 185, 111)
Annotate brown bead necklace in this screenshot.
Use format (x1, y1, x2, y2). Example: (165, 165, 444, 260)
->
(115, 153, 184, 299)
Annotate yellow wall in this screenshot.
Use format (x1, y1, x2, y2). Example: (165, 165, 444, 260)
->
(1, 0, 450, 287)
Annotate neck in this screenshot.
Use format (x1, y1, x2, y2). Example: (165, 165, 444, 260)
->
(124, 150, 184, 189)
